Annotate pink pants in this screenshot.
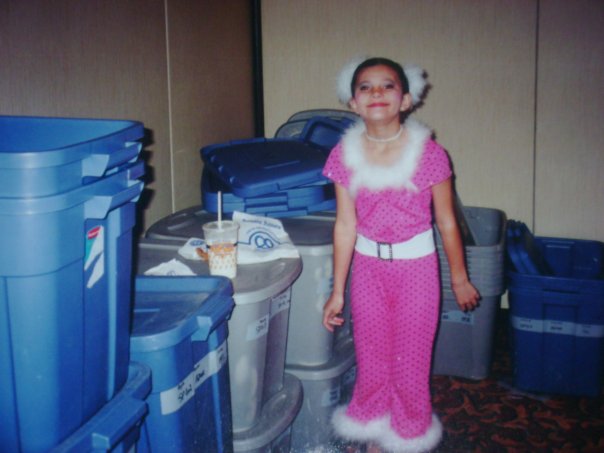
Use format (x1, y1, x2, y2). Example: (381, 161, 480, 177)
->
(346, 251, 440, 439)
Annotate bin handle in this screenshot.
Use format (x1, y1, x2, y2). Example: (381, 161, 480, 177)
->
(84, 181, 143, 219)
(90, 397, 148, 450)
(82, 141, 142, 178)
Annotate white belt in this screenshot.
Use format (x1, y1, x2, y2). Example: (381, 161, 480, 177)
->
(355, 229, 435, 260)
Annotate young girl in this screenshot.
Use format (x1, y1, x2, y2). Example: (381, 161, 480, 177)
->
(322, 57, 480, 452)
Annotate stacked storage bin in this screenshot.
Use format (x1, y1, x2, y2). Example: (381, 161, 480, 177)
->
(0, 115, 146, 452)
(135, 235, 303, 452)
(50, 363, 152, 453)
(432, 205, 508, 380)
(506, 221, 604, 397)
(131, 275, 235, 453)
(145, 208, 357, 452)
(201, 115, 354, 218)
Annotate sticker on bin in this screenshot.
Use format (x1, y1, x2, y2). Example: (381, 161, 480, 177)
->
(84, 225, 105, 289)
(511, 316, 604, 338)
(270, 289, 291, 319)
(441, 309, 474, 325)
(160, 341, 228, 415)
(321, 385, 342, 407)
(246, 314, 270, 341)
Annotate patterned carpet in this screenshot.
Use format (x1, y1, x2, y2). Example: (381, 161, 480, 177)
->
(327, 310, 604, 453)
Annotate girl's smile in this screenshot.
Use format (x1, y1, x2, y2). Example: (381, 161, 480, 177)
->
(349, 64, 412, 136)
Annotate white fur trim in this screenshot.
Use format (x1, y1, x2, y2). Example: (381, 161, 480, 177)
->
(331, 406, 443, 453)
(336, 55, 368, 105)
(342, 117, 431, 195)
(331, 406, 390, 442)
(403, 64, 427, 105)
(335, 57, 427, 106)
(377, 414, 443, 453)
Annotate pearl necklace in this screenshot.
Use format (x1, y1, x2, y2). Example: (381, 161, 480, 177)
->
(364, 126, 403, 143)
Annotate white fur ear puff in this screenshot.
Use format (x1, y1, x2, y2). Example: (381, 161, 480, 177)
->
(403, 64, 427, 105)
(336, 55, 367, 105)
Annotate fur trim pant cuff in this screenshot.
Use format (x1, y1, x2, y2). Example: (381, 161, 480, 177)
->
(378, 414, 442, 453)
(331, 406, 390, 443)
(331, 406, 443, 453)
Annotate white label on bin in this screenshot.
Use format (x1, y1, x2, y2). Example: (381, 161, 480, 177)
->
(160, 341, 228, 415)
(321, 384, 341, 407)
(441, 309, 474, 325)
(511, 316, 604, 338)
(84, 226, 105, 289)
(270, 288, 291, 319)
(246, 314, 270, 341)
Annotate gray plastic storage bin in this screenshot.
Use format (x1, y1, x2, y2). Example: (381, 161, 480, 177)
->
(136, 236, 301, 433)
(233, 373, 303, 453)
(281, 214, 354, 365)
(286, 337, 356, 452)
(433, 206, 507, 379)
(145, 207, 354, 367)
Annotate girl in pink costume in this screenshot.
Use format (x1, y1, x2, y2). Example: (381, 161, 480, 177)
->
(322, 57, 480, 452)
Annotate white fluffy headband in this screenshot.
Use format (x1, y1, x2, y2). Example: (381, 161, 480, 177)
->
(335, 56, 427, 106)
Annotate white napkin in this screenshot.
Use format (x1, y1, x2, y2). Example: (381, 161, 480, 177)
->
(177, 237, 207, 260)
(143, 258, 196, 276)
(233, 211, 300, 264)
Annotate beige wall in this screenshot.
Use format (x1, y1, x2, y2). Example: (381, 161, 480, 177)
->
(262, 0, 604, 242)
(535, 0, 604, 240)
(0, 0, 254, 231)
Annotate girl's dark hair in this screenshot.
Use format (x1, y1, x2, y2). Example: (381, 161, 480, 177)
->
(350, 57, 409, 96)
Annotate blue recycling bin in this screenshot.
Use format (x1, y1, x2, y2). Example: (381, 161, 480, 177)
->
(50, 362, 152, 453)
(131, 275, 235, 453)
(0, 115, 144, 198)
(1, 136, 144, 451)
(507, 222, 604, 396)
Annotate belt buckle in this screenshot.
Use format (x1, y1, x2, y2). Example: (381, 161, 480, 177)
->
(377, 242, 393, 261)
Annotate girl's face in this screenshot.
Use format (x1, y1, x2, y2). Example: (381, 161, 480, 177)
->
(349, 64, 412, 123)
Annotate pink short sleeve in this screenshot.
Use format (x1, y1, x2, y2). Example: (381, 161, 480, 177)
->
(413, 139, 452, 190)
(322, 143, 351, 188)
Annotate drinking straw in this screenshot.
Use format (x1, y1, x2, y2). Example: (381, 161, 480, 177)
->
(217, 190, 222, 228)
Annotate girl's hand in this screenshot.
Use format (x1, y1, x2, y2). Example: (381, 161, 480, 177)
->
(323, 293, 345, 332)
(452, 279, 480, 312)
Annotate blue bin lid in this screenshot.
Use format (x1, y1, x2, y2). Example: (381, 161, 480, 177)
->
(298, 115, 355, 154)
(130, 275, 235, 351)
(202, 167, 334, 217)
(0, 115, 144, 168)
(506, 220, 552, 275)
(201, 138, 328, 198)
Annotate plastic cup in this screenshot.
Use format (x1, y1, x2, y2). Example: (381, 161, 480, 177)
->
(202, 220, 239, 278)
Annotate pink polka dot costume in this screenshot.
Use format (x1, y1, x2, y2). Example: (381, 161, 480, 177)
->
(323, 118, 451, 452)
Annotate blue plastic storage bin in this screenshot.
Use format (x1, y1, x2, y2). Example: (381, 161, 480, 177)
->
(0, 163, 144, 453)
(202, 167, 335, 218)
(201, 138, 328, 198)
(131, 275, 235, 453)
(297, 115, 355, 154)
(507, 225, 604, 396)
(50, 362, 152, 453)
(0, 115, 144, 197)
